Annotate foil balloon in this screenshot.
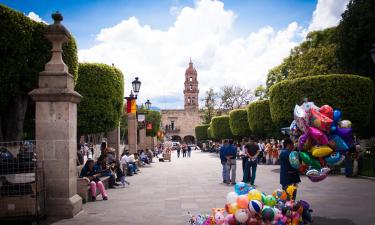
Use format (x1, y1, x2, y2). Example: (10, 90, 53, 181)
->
(319, 105, 334, 119)
(298, 133, 312, 151)
(294, 105, 309, 133)
(334, 155, 346, 166)
(310, 157, 322, 170)
(320, 167, 331, 175)
(306, 169, 320, 177)
(336, 127, 354, 145)
(330, 135, 349, 152)
(289, 151, 300, 169)
(325, 152, 341, 165)
(310, 109, 333, 133)
(301, 101, 319, 112)
(290, 120, 299, 135)
(307, 173, 327, 182)
(338, 120, 352, 128)
(299, 151, 312, 165)
(308, 126, 329, 145)
(311, 145, 333, 158)
(333, 109, 342, 123)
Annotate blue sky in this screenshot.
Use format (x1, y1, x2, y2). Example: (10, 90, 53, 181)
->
(1, 0, 348, 109)
(1, 0, 316, 49)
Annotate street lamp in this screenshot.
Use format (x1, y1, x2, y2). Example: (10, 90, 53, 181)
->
(132, 77, 141, 96)
(371, 44, 375, 64)
(145, 99, 152, 110)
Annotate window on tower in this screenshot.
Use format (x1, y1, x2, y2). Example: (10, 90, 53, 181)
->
(189, 77, 193, 81)
(189, 85, 192, 90)
(188, 97, 191, 104)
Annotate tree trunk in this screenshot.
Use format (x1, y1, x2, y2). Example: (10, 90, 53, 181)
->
(4, 95, 28, 142)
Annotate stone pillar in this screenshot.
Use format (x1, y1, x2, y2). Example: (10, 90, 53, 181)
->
(146, 136, 152, 150)
(139, 128, 146, 150)
(107, 126, 121, 159)
(29, 12, 82, 218)
(128, 113, 137, 154)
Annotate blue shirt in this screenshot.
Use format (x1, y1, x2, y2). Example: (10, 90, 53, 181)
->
(226, 144, 237, 159)
(279, 149, 301, 186)
(219, 144, 228, 164)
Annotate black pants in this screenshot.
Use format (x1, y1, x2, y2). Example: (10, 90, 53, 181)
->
(177, 150, 180, 158)
(183, 151, 187, 157)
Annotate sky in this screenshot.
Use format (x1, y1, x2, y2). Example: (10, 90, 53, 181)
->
(1, 0, 350, 109)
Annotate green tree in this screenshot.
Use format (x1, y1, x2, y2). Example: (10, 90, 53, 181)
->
(210, 115, 233, 140)
(195, 124, 210, 141)
(335, 0, 375, 135)
(229, 109, 251, 138)
(247, 100, 278, 138)
(76, 63, 124, 135)
(145, 110, 161, 137)
(254, 85, 267, 100)
(0, 5, 78, 141)
(202, 88, 218, 124)
(219, 85, 253, 110)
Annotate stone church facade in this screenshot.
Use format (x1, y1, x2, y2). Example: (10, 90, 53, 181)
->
(161, 60, 203, 144)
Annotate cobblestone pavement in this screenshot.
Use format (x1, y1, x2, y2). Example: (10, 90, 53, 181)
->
(51, 151, 375, 225)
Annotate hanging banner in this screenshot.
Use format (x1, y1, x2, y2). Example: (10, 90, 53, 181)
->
(147, 123, 153, 130)
(127, 99, 137, 114)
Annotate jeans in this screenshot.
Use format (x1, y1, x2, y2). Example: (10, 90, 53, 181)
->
(226, 159, 236, 183)
(248, 160, 257, 185)
(221, 162, 228, 182)
(177, 150, 180, 158)
(188, 151, 191, 157)
(90, 181, 107, 198)
(242, 157, 250, 182)
(183, 151, 187, 157)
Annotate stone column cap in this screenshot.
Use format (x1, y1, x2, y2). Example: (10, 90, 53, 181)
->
(29, 88, 82, 103)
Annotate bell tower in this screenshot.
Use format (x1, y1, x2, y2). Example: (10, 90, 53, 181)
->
(184, 58, 199, 110)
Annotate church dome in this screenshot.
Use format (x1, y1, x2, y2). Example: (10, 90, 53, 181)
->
(185, 59, 197, 75)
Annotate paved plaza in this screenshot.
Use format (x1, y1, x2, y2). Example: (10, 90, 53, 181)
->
(50, 151, 375, 225)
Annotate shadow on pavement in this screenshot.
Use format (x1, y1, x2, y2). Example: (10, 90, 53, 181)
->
(313, 216, 357, 225)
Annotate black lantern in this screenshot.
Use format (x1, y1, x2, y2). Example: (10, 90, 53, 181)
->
(132, 77, 141, 95)
(371, 44, 375, 64)
(145, 99, 151, 110)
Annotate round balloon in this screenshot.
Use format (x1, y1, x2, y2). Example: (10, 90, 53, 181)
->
(289, 151, 300, 169)
(226, 192, 238, 204)
(236, 195, 249, 209)
(338, 120, 352, 128)
(248, 189, 262, 201)
(264, 195, 277, 207)
(333, 109, 342, 123)
(234, 182, 249, 195)
(248, 200, 263, 215)
(225, 214, 237, 225)
(261, 206, 275, 222)
(272, 189, 287, 201)
(311, 145, 333, 158)
(235, 209, 250, 223)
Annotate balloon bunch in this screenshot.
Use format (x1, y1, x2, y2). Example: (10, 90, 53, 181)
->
(289, 100, 354, 182)
(188, 182, 313, 225)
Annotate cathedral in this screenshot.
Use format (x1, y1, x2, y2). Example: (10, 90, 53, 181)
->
(161, 60, 203, 144)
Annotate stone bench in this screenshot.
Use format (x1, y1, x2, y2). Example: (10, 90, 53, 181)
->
(76, 165, 110, 203)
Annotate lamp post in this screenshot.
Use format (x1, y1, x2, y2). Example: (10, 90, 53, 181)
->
(371, 44, 375, 64)
(125, 77, 141, 154)
(145, 99, 152, 110)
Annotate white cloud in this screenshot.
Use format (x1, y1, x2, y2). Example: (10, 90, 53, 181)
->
(27, 12, 47, 24)
(308, 0, 349, 32)
(79, 0, 347, 109)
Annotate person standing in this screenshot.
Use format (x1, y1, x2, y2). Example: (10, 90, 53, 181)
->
(265, 140, 272, 165)
(257, 140, 265, 164)
(240, 139, 250, 183)
(176, 144, 181, 158)
(279, 138, 300, 200)
(219, 140, 228, 183)
(187, 145, 192, 157)
(182, 143, 187, 158)
(226, 139, 237, 185)
(246, 141, 259, 186)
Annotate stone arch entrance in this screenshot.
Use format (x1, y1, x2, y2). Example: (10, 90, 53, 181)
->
(183, 135, 195, 144)
(171, 135, 182, 143)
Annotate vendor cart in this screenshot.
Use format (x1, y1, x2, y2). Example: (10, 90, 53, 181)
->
(163, 149, 172, 162)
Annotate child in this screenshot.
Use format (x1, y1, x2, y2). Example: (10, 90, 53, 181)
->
(80, 159, 108, 201)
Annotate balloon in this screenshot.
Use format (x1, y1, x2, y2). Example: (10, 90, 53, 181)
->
(308, 127, 329, 145)
(320, 167, 331, 175)
(338, 120, 352, 128)
(310, 109, 333, 133)
(310, 157, 322, 169)
(226, 192, 238, 204)
(333, 109, 342, 123)
(331, 125, 337, 134)
(306, 169, 320, 177)
(215, 211, 225, 225)
(235, 182, 249, 195)
(334, 155, 345, 165)
(311, 145, 333, 158)
(237, 195, 249, 209)
(330, 135, 349, 152)
(301, 101, 319, 112)
(325, 152, 341, 165)
(319, 105, 334, 119)
(298, 133, 312, 151)
(261, 192, 266, 203)
(294, 105, 309, 133)
(235, 209, 250, 223)
(248, 189, 262, 201)
(272, 189, 287, 201)
(290, 120, 299, 135)
(261, 206, 275, 222)
(299, 163, 308, 174)
(299, 151, 312, 164)
(289, 151, 300, 169)
(224, 214, 237, 225)
(336, 127, 354, 146)
(264, 195, 277, 207)
(286, 185, 297, 199)
(246, 217, 260, 225)
(307, 173, 327, 182)
(248, 200, 263, 215)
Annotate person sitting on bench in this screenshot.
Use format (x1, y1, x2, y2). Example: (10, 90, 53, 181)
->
(80, 159, 108, 201)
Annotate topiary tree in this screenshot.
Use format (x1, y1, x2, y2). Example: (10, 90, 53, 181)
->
(229, 109, 251, 137)
(269, 74, 374, 135)
(76, 63, 124, 135)
(207, 126, 213, 140)
(247, 100, 278, 138)
(211, 115, 233, 140)
(145, 110, 161, 137)
(195, 124, 210, 141)
(0, 5, 78, 141)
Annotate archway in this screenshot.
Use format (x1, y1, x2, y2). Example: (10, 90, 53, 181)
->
(183, 135, 195, 144)
(171, 135, 182, 143)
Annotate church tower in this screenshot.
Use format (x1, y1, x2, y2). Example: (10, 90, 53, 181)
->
(184, 59, 199, 110)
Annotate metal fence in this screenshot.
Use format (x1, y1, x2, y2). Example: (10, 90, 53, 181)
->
(0, 141, 45, 223)
(359, 146, 375, 177)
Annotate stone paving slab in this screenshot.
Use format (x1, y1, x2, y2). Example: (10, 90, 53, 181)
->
(50, 151, 375, 225)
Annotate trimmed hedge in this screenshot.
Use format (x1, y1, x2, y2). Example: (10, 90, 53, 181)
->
(145, 110, 161, 137)
(247, 100, 277, 137)
(229, 109, 251, 137)
(269, 74, 374, 133)
(0, 5, 78, 140)
(207, 126, 213, 139)
(76, 63, 124, 135)
(211, 115, 233, 140)
(195, 124, 210, 141)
